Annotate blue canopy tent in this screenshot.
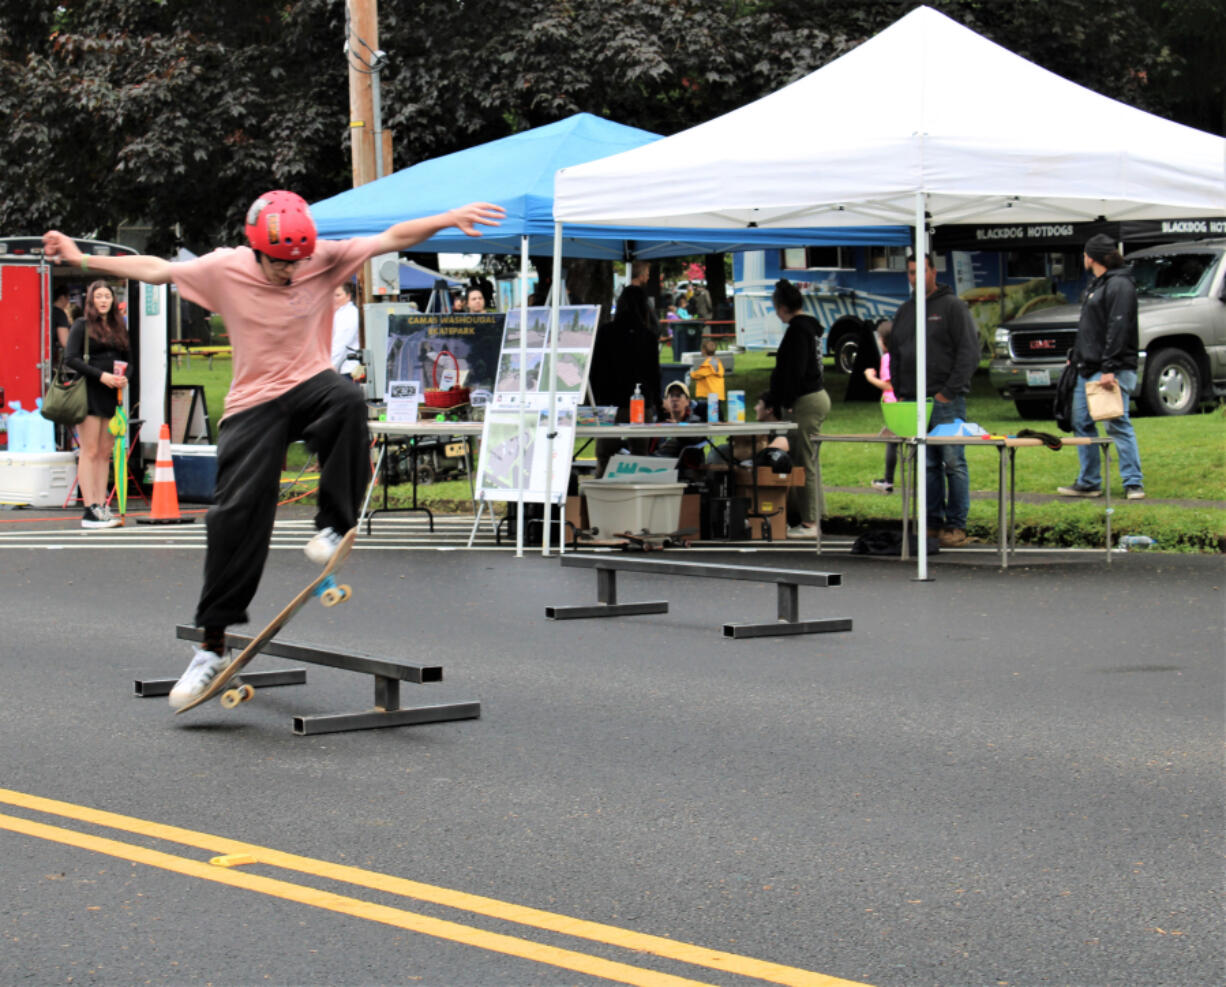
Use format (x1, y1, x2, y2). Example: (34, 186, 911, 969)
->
(310, 113, 907, 259)
(399, 260, 461, 291)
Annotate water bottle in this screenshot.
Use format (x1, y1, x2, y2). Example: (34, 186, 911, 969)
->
(1119, 535, 1155, 551)
(7, 401, 28, 453)
(31, 399, 56, 452)
(706, 393, 720, 423)
(629, 383, 645, 424)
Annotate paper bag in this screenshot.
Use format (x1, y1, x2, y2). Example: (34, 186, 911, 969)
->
(1085, 379, 1125, 421)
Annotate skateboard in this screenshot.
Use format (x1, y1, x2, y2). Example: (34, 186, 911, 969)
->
(175, 527, 357, 715)
(613, 528, 697, 551)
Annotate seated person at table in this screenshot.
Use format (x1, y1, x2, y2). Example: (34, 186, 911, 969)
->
(653, 381, 702, 460)
(705, 391, 790, 466)
(661, 380, 700, 424)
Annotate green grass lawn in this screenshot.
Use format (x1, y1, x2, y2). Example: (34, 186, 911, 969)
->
(725, 351, 1226, 502)
(174, 352, 1225, 551)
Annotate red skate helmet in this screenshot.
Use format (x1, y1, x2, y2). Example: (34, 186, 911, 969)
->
(244, 190, 316, 260)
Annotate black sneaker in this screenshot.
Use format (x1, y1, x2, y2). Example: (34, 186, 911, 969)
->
(1056, 483, 1103, 498)
(1125, 486, 1146, 501)
(81, 505, 120, 529)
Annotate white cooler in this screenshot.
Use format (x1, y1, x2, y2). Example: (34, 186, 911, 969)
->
(580, 479, 686, 536)
(0, 451, 78, 508)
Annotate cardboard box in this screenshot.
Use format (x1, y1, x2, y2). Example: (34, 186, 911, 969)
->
(678, 492, 701, 535)
(733, 466, 805, 488)
(733, 467, 806, 540)
(566, 494, 588, 532)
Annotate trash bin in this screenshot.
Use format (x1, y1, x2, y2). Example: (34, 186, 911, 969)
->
(670, 320, 704, 360)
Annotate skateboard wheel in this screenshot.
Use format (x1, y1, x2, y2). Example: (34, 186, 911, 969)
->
(238, 684, 256, 702)
(337, 584, 351, 603)
(220, 688, 242, 709)
(321, 586, 342, 607)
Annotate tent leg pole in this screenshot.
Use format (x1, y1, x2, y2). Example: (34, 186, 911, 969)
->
(516, 235, 529, 559)
(914, 191, 931, 582)
(542, 223, 564, 556)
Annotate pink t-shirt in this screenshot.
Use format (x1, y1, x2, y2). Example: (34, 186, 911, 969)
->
(879, 351, 898, 403)
(171, 238, 377, 420)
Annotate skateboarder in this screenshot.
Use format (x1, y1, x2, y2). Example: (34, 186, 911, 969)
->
(43, 193, 503, 708)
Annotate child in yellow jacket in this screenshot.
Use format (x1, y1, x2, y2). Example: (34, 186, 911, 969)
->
(689, 338, 726, 402)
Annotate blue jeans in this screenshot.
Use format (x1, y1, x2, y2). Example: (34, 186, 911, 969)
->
(927, 395, 970, 530)
(1072, 370, 1143, 489)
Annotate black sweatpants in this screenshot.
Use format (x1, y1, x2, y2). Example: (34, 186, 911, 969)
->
(194, 371, 368, 628)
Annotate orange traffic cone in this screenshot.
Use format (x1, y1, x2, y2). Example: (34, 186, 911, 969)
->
(136, 424, 196, 525)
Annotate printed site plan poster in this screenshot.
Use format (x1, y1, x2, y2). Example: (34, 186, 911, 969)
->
(475, 305, 600, 504)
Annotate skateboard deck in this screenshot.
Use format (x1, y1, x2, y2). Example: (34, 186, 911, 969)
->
(175, 527, 357, 715)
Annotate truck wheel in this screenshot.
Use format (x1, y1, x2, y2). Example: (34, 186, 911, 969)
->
(826, 317, 864, 374)
(1140, 348, 1200, 416)
(1013, 399, 1051, 420)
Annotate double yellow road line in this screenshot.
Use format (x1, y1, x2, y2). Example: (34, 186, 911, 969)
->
(0, 787, 869, 987)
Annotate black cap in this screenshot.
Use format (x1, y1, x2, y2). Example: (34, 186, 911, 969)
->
(1084, 234, 1116, 263)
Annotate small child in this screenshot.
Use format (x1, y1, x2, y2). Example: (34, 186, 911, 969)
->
(688, 338, 726, 406)
(864, 320, 897, 493)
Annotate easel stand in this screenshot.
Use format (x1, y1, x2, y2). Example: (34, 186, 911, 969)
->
(132, 626, 481, 736)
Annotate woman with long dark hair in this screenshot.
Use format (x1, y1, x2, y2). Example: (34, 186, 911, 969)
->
(64, 280, 129, 528)
(770, 279, 831, 538)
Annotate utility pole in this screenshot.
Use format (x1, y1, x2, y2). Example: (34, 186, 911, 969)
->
(345, 0, 390, 188)
(345, 0, 392, 309)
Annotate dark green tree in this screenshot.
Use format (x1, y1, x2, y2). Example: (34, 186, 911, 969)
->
(1, 0, 1215, 258)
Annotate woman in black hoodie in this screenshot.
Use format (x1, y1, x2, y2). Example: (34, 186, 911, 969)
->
(770, 279, 831, 537)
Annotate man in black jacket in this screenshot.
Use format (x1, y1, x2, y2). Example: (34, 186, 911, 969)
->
(888, 254, 980, 547)
(589, 260, 661, 472)
(1057, 234, 1145, 499)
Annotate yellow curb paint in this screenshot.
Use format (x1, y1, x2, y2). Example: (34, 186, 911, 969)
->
(0, 787, 871, 987)
(0, 812, 710, 987)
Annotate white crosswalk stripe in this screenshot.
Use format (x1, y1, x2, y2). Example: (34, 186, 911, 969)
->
(0, 513, 855, 553)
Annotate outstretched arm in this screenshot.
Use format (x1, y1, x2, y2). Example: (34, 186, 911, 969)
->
(368, 203, 504, 256)
(42, 231, 174, 284)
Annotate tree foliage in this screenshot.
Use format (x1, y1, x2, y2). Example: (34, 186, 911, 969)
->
(0, 0, 1217, 254)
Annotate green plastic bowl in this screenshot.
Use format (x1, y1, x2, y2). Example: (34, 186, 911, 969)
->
(881, 399, 934, 437)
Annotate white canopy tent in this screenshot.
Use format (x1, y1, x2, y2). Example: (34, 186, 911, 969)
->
(550, 4, 1226, 573)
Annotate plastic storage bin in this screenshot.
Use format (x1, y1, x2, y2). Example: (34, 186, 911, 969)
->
(580, 479, 686, 536)
(0, 451, 78, 507)
(170, 444, 218, 503)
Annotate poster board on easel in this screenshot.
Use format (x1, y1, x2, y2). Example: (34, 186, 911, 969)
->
(474, 306, 599, 505)
(169, 384, 210, 443)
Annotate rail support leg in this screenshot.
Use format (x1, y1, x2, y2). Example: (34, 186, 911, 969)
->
(724, 580, 853, 639)
(777, 582, 800, 623)
(375, 675, 400, 712)
(545, 566, 669, 620)
(597, 567, 617, 605)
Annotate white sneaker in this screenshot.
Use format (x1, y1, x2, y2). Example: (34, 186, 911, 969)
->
(870, 479, 894, 493)
(786, 524, 817, 539)
(168, 646, 229, 710)
(305, 526, 343, 565)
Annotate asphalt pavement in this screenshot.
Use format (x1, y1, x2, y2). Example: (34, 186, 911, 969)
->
(1, 527, 1222, 986)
